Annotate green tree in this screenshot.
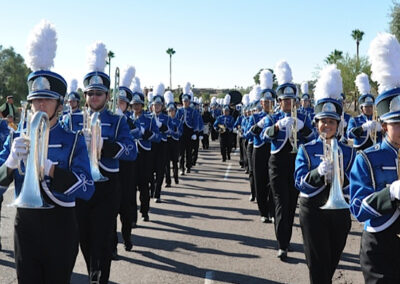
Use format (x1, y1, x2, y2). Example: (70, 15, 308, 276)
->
(0, 46, 30, 105)
(390, 1, 400, 41)
(325, 49, 343, 64)
(351, 29, 365, 62)
(166, 48, 176, 90)
(106, 50, 115, 78)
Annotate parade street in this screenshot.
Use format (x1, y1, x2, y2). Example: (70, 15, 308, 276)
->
(0, 141, 364, 284)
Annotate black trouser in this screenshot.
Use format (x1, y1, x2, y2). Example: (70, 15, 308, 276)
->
(152, 141, 168, 199)
(202, 134, 209, 149)
(179, 125, 194, 171)
(115, 160, 135, 248)
(166, 137, 179, 185)
(219, 131, 232, 161)
(269, 142, 299, 250)
(231, 132, 237, 149)
(76, 171, 120, 284)
(239, 136, 244, 166)
(247, 142, 255, 199)
(133, 148, 152, 221)
(299, 197, 351, 284)
(0, 195, 2, 248)
(192, 137, 200, 166)
(360, 218, 400, 284)
(242, 139, 249, 171)
(211, 126, 219, 141)
(253, 143, 274, 218)
(14, 207, 78, 284)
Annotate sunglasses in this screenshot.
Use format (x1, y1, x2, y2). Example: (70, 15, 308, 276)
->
(86, 91, 105, 97)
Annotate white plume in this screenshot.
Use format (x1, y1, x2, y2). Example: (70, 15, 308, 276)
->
(147, 92, 153, 102)
(154, 83, 165, 96)
(301, 82, 309, 94)
(194, 97, 198, 103)
(224, 94, 231, 105)
(252, 85, 262, 102)
(121, 66, 136, 88)
(211, 97, 217, 104)
(131, 77, 142, 93)
(69, 79, 78, 93)
(242, 94, 250, 106)
(355, 73, 371, 95)
(199, 97, 203, 104)
(86, 41, 107, 72)
(217, 98, 222, 105)
(183, 82, 191, 94)
(275, 60, 293, 85)
(260, 69, 273, 90)
(164, 90, 174, 105)
(368, 33, 400, 93)
(26, 19, 57, 71)
(314, 64, 343, 102)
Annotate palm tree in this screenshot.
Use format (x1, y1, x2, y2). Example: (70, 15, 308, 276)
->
(106, 50, 115, 77)
(324, 49, 343, 64)
(351, 29, 365, 62)
(166, 48, 176, 89)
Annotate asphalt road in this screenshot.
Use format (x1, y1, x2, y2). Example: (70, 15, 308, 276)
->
(0, 140, 364, 284)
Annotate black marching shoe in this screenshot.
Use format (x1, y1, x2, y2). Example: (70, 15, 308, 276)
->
(187, 168, 191, 173)
(174, 177, 179, 184)
(249, 195, 255, 202)
(112, 248, 118, 260)
(277, 249, 288, 261)
(180, 170, 185, 175)
(165, 184, 171, 188)
(141, 214, 149, 222)
(124, 242, 133, 252)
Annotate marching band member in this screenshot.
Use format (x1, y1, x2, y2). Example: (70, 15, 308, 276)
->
(150, 83, 169, 203)
(0, 116, 8, 251)
(0, 20, 94, 283)
(176, 82, 199, 175)
(295, 64, 355, 283)
(347, 73, 382, 150)
(262, 60, 314, 260)
(191, 96, 204, 166)
(249, 70, 276, 223)
(164, 91, 183, 187)
(210, 97, 221, 141)
(76, 41, 136, 284)
(350, 33, 400, 283)
(299, 82, 314, 121)
(201, 102, 213, 150)
(130, 78, 159, 223)
(114, 66, 138, 252)
(337, 93, 352, 144)
(213, 94, 235, 162)
(63, 79, 83, 132)
(241, 99, 251, 174)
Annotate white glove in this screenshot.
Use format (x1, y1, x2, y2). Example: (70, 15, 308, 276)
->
(362, 121, 374, 131)
(256, 118, 265, 128)
(277, 117, 294, 130)
(191, 134, 197, 140)
(44, 159, 55, 176)
(155, 116, 162, 128)
(296, 118, 304, 131)
(317, 160, 333, 176)
(140, 126, 145, 135)
(390, 180, 400, 201)
(342, 119, 348, 128)
(5, 136, 29, 169)
(199, 136, 204, 140)
(372, 121, 382, 132)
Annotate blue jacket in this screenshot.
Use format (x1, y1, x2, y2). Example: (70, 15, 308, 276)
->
(167, 116, 183, 141)
(176, 107, 199, 131)
(347, 114, 382, 149)
(295, 137, 355, 198)
(349, 138, 400, 232)
(262, 110, 314, 154)
(0, 119, 9, 149)
(213, 115, 235, 132)
(131, 112, 160, 151)
(97, 108, 137, 172)
(0, 122, 94, 206)
(211, 108, 222, 119)
(63, 109, 84, 133)
(246, 111, 269, 148)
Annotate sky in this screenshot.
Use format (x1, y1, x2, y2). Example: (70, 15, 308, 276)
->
(0, 0, 394, 90)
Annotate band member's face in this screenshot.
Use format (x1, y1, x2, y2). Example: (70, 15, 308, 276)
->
(317, 118, 338, 139)
(118, 100, 128, 112)
(69, 100, 78, 110)
(132, 103, 143, 114)
(384, 122, 400, 147)
(301, 100, 310, 108)
(154, 103, 162, 114)
(224, 109, 230, 116)
(280, 98, 292, 112)
(168, 108, 176, 117)
(31, 98, 60, 125)
(183, 100, 190, 108)
(86, 90, 108, 111)
(261, 100, 272, 112)
(362, 105, 373, 116)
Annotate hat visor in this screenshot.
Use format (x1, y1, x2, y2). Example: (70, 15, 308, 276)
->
(84, 84, 108, 93)
(27, 91, 60, 101)
(314, 112, 341, 121)
(380, 111, 400, 123)
(278, 94, 296, 100)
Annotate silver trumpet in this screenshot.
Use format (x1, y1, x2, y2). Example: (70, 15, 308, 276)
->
(83, 107, 108, 182)
(11, 111, 53, 209)
(320, 135, 349, 210)
(289, 99, 298, 153)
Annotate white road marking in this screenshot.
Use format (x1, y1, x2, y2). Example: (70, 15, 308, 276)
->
(224, 163, 232, 180)
(204, 271, 215, 284)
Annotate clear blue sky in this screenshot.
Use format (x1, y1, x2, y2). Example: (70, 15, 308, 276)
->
(0, 0, 394, 89)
